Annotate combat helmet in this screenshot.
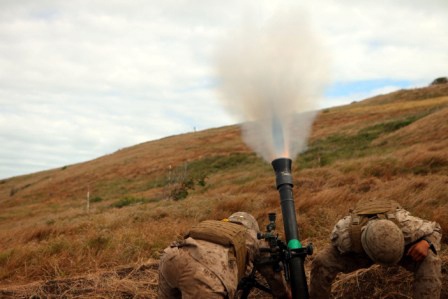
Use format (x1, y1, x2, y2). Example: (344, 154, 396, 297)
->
(228, 212, 259, 232)
(361, 219, 404, 265)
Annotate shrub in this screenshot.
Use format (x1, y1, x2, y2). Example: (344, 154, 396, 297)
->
(86, 235, 111, 253)
(111, 197, 145, 208)
(430, 77, 448, 86)
(169, 180, 193, 201)
(90, 196, 103, 203)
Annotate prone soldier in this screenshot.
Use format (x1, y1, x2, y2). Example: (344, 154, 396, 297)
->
(158, 211, 290, 298)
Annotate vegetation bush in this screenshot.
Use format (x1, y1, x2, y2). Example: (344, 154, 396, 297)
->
(111, 197, 147, 208)
(430, 77, 448, 85)
(90, 196, 103, 203)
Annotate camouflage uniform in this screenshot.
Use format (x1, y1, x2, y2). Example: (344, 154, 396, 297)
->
(158, 222, 289, 299)
(310, 206, 442, 298)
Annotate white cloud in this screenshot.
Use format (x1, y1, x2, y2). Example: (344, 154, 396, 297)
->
(0, 0, 447, 179)
(308, 0, 448, 82)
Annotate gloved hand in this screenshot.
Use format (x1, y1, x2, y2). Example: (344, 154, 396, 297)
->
(406, 240, 430, 262)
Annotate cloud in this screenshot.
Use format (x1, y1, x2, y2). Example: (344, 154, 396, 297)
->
(311, 0, 448, 82)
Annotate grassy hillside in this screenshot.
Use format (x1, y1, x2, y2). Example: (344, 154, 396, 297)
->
(0, 84, 447, 298)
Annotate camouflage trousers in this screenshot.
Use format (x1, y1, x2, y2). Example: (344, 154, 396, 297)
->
(158, 246, 228, 299)
(309, 245, 442, 299)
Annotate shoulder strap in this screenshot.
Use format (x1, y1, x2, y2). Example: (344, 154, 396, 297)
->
(349, 213, 370, 253)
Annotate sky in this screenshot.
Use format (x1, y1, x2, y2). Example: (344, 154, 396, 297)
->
(1, 0, 447, 179)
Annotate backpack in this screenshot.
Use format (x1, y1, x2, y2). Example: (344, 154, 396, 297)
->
(349, 199, 402, 253)
(185, 220, 248, 280)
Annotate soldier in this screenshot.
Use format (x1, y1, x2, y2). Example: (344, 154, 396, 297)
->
(310, 198, 442, 298)
(158, 211, 290, 298)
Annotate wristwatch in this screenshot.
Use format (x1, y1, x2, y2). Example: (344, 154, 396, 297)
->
(423, 238, 437, 255)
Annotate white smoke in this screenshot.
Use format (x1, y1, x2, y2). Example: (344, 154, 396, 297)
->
(216, 10, 330, 162)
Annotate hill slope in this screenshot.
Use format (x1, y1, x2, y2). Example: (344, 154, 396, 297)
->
(0, 84, 447, 298)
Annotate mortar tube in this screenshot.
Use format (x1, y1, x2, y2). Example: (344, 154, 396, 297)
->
(271, 158, 309, 299)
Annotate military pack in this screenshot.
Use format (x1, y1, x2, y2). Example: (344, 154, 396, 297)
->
(185, 220, 248, 280)
(349, 198, 402, 253)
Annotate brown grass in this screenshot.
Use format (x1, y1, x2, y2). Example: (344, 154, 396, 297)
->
(0, 260, 159, 298)
(330, 252, 448, 299)
(0, 85, 447, 297)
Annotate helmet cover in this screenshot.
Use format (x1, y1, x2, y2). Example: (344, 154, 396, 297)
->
(228, 212, 259, 232)
(361, 219, 404, 265)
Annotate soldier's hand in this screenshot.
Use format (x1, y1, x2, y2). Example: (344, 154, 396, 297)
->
(406, 240, 430, 263)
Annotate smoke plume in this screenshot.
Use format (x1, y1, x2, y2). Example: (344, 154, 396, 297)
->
(216, 10, 329, 162)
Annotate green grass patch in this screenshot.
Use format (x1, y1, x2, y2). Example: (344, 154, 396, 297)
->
(94, 180, 135, 199)
(231, 175, 257, 185)
(110, 196, 160, 208)
(186, 152, 261, 178)
(146, 178, 168, 189)
(297, 115, 425, 169)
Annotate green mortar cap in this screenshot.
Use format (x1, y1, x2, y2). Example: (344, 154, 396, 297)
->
(288, 239, 302, 249)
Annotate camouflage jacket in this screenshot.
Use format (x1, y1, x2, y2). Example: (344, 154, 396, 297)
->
(331, 208, 442, 254)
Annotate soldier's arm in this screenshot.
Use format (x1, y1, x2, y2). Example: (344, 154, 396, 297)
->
(397, 209, 442, 261)
(396, 209, 441, 246)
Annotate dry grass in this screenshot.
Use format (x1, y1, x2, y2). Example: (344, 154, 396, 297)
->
(0, 260, 159, 298)
(331, 252, 448, 299)
(0, 85, 447, 297)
